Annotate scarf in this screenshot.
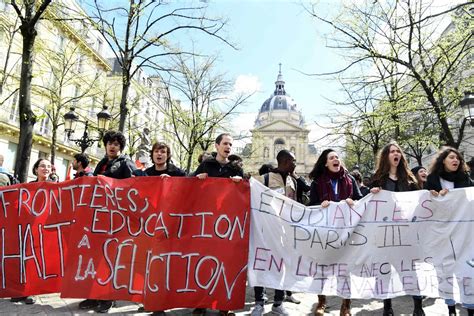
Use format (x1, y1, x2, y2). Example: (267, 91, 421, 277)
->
(315, 168, 353, 202)
(439, 169, 468, 183)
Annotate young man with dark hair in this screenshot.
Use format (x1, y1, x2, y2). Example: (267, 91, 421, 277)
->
(93, 130, 137, 179)
(72, 153, 93, 178)
(250, 149, 298, 316)
(144, 142, 186, 177)
(193, 133, 242, 316)
(195, 133, 243, 179)
(78, 130, 136, 313)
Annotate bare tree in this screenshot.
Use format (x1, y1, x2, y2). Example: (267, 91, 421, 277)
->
(0, 16, 20, 99)
(34, 40, 102, 164)
(307, 0, 473, 149)
(82, 0, 235, 132)
(11, 0, 53, 182)
(160, 54, 252, 173)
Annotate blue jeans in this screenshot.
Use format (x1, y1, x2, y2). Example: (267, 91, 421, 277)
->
(445, 299, 474, 309)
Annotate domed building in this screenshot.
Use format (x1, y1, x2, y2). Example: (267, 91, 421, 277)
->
(244, 65, 317, 175)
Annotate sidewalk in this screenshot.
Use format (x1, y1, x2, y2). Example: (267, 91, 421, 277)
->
(0, 288, 468, 315)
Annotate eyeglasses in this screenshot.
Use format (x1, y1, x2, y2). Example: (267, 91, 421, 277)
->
(38, 164, 52, 169)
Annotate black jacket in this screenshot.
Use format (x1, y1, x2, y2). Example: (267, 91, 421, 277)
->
(144, 163, 186, 177)
(294, 175, 311, 204)
(194, 157, 243, 178)
(425, 173, 474, 191)
(94, 154, 136, 179)
(74, 170, 94, 178)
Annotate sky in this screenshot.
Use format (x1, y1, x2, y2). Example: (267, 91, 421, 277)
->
(171, 0, 345, 146)
(169, 0, 463, 149)
(82, 0, 462, 149)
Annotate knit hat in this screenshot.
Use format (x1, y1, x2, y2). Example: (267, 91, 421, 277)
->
(411, 166, 426, 175)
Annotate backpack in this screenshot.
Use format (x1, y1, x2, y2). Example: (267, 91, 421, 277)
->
(0, 172, 20, 185)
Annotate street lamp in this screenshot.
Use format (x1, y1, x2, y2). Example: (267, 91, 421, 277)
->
(460, 91, 474, 127)
(63, 105, 112, 153)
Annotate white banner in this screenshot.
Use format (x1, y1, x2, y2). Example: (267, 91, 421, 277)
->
(248, 178, 474, 304)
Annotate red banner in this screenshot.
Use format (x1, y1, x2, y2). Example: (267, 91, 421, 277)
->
(0, 177, 250, 311)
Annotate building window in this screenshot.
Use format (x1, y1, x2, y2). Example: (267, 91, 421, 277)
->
(58, 35, 66, 51)
(5, 141, 17, 172)
(96, 39, 103, 54)
(9, 91, 18, 121)
(38, 151, 49, 159)
(39, 116, 50, 135)
(274, 138, 285, 157)
(89, 96, 96, 117)
(263, 147, 269, 158)
(77, 54, 83, 73)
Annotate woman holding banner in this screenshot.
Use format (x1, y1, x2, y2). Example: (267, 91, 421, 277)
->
(30, 158, 53, 183)
(308, 149, 362, 316)
(9, 158, 53, 305)
(370, 142, 423, 316)
(426, 147, 474, 316)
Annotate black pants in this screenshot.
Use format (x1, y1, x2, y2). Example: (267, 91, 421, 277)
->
(254, 286, 284, 304)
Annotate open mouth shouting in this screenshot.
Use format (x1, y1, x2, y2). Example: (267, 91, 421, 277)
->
(326, 151, 341, 173)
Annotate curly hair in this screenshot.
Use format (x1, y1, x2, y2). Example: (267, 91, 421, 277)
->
(102, 130, 126, 151)
(429, 147, 468, 175)
(372, 142, 417, 189)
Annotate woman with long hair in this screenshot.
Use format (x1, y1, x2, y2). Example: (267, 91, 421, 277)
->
(426, 147, 473, 316)
(370, 142, 422, 316)
(370, 142, 418, 193)
(308, 149, 362, 316)
(411, 166, 428, 189)
(9, 158, 53, 305)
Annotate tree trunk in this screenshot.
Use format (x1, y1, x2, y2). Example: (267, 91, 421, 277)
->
(50, 126, 57, 165)
(14, 26, 37, 183)
(186, 150, 194, 174)
(118, 68, 131, 132)
(416, 156, 422, 166)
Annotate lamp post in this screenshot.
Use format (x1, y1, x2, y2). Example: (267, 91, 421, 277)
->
(460, 91, 474, 127)
(63, 105, 112, 153)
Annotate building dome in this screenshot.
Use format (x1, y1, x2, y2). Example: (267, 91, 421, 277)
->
(260, 94, 297, 112)
(255, 64, 304, 127)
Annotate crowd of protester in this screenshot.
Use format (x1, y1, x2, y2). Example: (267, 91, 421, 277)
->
(0, 132, 473, 316)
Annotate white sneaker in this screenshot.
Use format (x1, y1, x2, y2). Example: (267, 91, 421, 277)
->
(284, 295, 301, 304)
(251, 304, 265, 316)
(271, 304, 289, 316)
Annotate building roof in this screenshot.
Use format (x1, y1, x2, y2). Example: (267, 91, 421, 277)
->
(255, 64, 304, 128)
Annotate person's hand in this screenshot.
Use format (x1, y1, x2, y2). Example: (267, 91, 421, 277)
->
(429, 190, 439, 197)
(196, 173, 208, 179)
(345, 198, 354, 207)
(321, 200, 330, 208)
(370, 187, 380, 194)
(439, 189, 449, 196)
(160, 174, 171, 178)
(231, 176, 242, 182)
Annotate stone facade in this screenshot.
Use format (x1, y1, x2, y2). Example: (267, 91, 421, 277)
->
(245, 66, 317, 175)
